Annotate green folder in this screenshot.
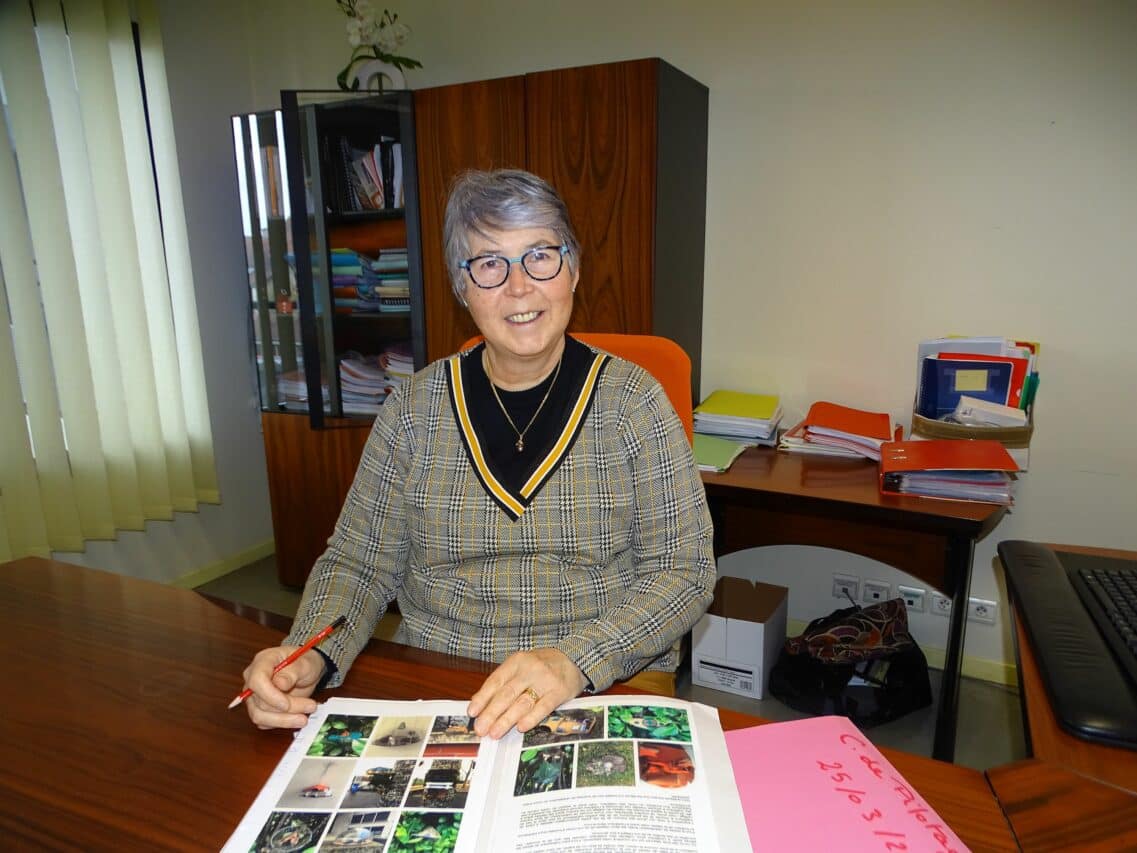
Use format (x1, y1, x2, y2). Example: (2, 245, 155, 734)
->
(694, 433, 748, 473)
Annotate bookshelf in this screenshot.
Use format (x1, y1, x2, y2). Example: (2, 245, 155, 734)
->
(233, 91, 426, 428)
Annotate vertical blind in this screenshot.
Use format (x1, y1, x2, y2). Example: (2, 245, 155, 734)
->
(0, 0, 218, 561)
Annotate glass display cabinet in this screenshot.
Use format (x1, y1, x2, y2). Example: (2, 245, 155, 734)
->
(231, 90, 425, 429)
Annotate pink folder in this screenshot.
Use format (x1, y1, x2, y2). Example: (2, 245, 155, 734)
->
(725, 715, 968, 851)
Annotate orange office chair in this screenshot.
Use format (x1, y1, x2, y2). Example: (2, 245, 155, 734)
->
(459, 333, 694, 443)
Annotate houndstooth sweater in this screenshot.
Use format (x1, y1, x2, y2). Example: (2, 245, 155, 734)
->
(286, 343, 715, 693)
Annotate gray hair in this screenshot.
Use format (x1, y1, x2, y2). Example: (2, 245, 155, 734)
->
(443, 168, 581, 301)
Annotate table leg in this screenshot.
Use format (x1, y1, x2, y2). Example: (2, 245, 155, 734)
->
(933, 535, 977, 762)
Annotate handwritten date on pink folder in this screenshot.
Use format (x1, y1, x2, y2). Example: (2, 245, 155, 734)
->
(725, 715, 968, 852)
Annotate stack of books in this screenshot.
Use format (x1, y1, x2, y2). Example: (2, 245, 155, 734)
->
(879, 439, 1018, 504)
(693, 390, 782, 445)
(335, 136, 404, 213)
(692, 390, 782, 474)
(779, 401, 896, 461)
(329, 248, 411, 315)
(338, 341, 414, 415)
(339, 353, 389, 414)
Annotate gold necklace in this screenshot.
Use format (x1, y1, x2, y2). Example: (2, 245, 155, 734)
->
(485, 354, 563, 453)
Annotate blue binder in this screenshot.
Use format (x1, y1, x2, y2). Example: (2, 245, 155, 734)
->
(917, 357, 1014, 420)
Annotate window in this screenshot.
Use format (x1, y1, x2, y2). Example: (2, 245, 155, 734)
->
(0, 0, 217, 560)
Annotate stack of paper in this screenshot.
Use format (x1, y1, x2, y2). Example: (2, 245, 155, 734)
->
(337, 341, 415, 415)
(879, 439, 1018, 504)
(778, 421, 859, 458)
(694, 390, 782, 446)
(276, 369, 327, 411)
(339, 353, 389, 414)
(778, 401, 895, 461)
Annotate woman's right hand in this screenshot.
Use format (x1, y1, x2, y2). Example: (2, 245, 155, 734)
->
(239, 646, 325, 729)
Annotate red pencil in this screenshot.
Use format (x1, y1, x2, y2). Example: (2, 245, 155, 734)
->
(227, 615, 346, 710)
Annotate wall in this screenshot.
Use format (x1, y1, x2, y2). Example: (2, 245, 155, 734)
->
(146, 1, 1136, 672)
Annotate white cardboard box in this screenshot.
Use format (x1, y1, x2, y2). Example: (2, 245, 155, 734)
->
(690, 576, 788, 699)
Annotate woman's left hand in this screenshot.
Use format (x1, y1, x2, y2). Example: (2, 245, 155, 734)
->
(467, 648, 587, 739)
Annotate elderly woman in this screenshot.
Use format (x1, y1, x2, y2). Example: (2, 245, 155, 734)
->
(239, 169, 714, 739)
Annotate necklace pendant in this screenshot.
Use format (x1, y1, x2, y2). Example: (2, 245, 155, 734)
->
(515, 438, 524, 452)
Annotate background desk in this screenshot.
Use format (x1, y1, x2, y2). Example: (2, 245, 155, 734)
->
(0, 557, 1015, 851)
(702, 447, 1007, 762)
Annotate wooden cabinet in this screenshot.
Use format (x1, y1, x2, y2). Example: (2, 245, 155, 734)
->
(415, 58, 708, 394)
(414, 76, 528, 359)
(261, 413, 371, 586)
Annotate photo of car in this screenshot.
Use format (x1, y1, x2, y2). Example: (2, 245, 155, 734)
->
(523, 709, 602, 745)
(405, 759, 474, 809)
(375, 722, 422, 747)
(365, 716, 434, 757)
(343, 760, 416, 809)
(277, 758, 356, 810)
(351, 767, 403, 800)
(423, 767, 460, 805)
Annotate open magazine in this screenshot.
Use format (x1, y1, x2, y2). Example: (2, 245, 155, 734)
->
(224, 695, 750, 853)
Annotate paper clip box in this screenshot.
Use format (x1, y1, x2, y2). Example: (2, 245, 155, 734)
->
(691, 577, 788, 700)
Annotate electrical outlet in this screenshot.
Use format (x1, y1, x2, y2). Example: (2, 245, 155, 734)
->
(897, 585, 925, 613)
(863, 580, 891, 604)
(931, 592, 952, 617)
(832, 573, 860, 602)
(968, 598, 998, 625)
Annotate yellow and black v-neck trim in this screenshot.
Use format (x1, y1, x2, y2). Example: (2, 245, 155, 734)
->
(446, 336, 609, 520)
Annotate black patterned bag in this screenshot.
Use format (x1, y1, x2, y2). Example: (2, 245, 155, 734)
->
(767, 597, 932, 727)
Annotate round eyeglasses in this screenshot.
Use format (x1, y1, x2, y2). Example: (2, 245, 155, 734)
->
(460, 245, 569, 289)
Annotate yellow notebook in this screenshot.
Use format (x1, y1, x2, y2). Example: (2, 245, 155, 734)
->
(695, 390, 780, 422)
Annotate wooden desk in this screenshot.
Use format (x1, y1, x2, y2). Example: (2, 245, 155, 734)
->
(0, 557, 1016, 851)
(702, 447, 1007, 762)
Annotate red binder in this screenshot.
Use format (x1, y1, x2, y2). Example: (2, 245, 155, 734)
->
(804, 401, 894, 441)
(879, 439, 1018, 502)
(802, 401, 898, 460)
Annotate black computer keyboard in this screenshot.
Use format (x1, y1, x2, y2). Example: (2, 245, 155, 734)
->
(1068, 560, 1137, 691)
(998, 540, 1137, 750)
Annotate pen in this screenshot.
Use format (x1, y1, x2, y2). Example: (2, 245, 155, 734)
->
(227, 615, 346, 710)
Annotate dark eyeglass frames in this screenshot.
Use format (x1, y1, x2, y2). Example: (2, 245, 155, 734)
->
(460, 245, 569, 289)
